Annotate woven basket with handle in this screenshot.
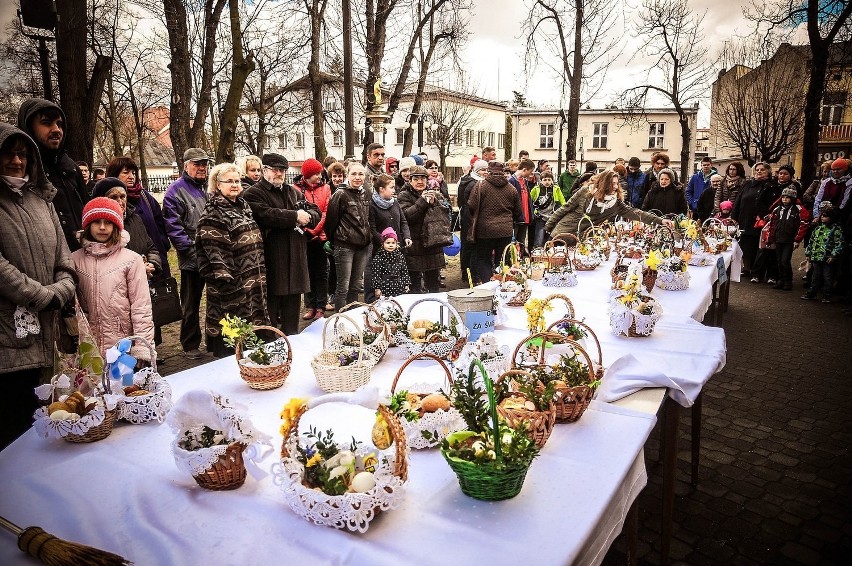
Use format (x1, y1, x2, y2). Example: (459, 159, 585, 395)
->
(235, 325, 292, 390)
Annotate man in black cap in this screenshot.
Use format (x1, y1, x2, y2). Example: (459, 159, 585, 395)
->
(18, 98, 88, 251)
(163, 148, 212, 359)
(243, 153, 319, 334)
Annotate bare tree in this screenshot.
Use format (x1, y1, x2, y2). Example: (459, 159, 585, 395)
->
(161, 0, 227, 162)
(54, 0, 112, 163)
(748, 0, 852, 186)
(618, 0, 710, 181)
(215, 0, 255, 163)
(359, 0, 399, 151)
(523, 0, 622, 161)
(712, 43, 806, 166)
(421, 93, 483, 175)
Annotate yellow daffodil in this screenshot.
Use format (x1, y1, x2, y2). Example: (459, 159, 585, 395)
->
(306, 453, 322, 467)
(279, 397, 307, 433)
(646, 249, 662, 271)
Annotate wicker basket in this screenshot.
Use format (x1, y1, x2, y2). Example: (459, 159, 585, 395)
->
(545, 318, 604, 380)
(497, 267, 532, 307)
(338, 302, 391, 362)
(611, 255, 631, 287)
(543, 238, 569, 268)
(642, 267, 657, 293)
(608, 297, 662, 337)
(101, 335, 172, 423)
(367, 297, 405, 346)
(393, 297, 469, 361)
(441, 360, 535, 501)
(311, 313, 375, 392)
(656, 269, 691, 291)
(571, 241, 604, 271)
(511, 331, 597, 423)
(235, 326, 292, 390)
(192, 442, 247, 490)
(389, 352, 466, 449)
(32, 375, 117, 443)
(278, 399, 408, 532)
(581, 225, 612, 260)
(496, 369, 556, 448)
(63, 407, 117, 443)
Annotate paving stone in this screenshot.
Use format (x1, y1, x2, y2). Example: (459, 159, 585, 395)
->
(778, 541, 822, 565)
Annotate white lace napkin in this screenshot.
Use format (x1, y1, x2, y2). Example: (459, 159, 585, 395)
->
(14, 305, 40, 338)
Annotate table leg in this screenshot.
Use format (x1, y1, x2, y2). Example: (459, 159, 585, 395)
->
(627, 499, 638, 566)
(722, 266, 732, 313)
(661, 397, 680, 566)
(691, 392, 703, 487)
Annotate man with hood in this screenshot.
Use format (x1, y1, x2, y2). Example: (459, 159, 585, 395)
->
(163, 148, 212, 359)
(17, 98, 87, 251)
(0, 123, 77, 448)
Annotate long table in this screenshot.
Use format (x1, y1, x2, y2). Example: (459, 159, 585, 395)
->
(0, 251, 731, 565)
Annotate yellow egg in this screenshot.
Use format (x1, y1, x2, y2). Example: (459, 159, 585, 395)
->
(350, 471, 376, 493)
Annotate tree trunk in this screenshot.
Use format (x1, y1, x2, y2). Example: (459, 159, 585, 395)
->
(564, 0, 584, 160)
(190, 0, 227, 150)
(800, 49, 828, 188)
(216, 0, 255, 164)
(677, 109, 691, 182)
(308, 0, 329, 161)
(54, 0, 110, 163)
(105, 74, 123, 157)
(163, 0, 192, 163)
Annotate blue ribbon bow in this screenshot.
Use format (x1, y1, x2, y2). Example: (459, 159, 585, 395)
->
(106, 339, 137, 387)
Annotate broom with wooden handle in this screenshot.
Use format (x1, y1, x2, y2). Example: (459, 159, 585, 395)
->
(0, 515, 131, 565)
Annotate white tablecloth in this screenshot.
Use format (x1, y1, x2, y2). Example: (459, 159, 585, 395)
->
(0, 250, 731, 565)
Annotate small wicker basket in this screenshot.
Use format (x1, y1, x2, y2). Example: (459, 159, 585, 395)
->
(393, 297, 469, 361)
(311, 313, 375, 392)
(495, 369, 556, 448)
(339, 302, 391, 362)
(514, 332, 597, 423)
(101, 335, 172, 424)
(63, 407, 117, 443)
(367, 297, 405, 346)
(235, 326, 292, 390)
(543, 237, 569, 268)
(389, 352, 465, 449)
(497, 267, 532, 307)
(192, 442, 247, 490)
(33, 374, 117, 443)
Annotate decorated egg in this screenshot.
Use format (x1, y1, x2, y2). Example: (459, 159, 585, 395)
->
(350, 471, 376, 493)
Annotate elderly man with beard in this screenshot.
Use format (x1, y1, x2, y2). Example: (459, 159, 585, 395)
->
(18, 98, 88, 251)
(244, 153, 319, 335)
(163, 148, 212, 359)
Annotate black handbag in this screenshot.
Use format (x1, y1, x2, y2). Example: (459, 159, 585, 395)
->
(150, 276, 182, 327)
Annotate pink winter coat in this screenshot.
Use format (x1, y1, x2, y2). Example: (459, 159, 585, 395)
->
(71, 232, 154, 361)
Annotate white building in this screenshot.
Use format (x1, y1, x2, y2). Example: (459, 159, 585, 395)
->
(236, 73, 507, 182)
(510, 106, 699, 173)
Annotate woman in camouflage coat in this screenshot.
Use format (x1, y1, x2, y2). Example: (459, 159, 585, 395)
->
(196, 163, 269, 357)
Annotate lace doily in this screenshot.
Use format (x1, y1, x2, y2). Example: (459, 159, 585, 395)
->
(688, 253, 715, 266)
(117, 367, 173, 424)
(394, 330, 465, 360)
(14, 305, 40, 339)
(656, 270, 691, 291)
(608, 300, 662, 337)
(401, 407, 466, 449)
(542, 271, 578, 287)
(273, 438, 406, 532)
(32, 396, 119, 439)
(171, 441, 234, 476)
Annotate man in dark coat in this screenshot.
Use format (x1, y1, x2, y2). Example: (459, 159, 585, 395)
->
(18, 98, 87, 251)
(243, 153, 319, 335)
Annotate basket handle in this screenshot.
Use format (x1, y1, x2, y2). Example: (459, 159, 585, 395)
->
(320, 312, 366, 363)
(390, 351, 453, 394)
(544, 318, 603, 366)
(500, 266, 528, 287)
(542, 293, 575, 319)
(406, 297, 466, 331)
(234, 325, 292, 365)
(101, 335, 158, 394)
(468, 359, 502, 461)
(511, 332, 596, 381)
(340, 301, 390, 339)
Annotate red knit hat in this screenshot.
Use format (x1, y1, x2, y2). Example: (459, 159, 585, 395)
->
(831, 158, 849, 172)
(302, 158, 324, 179)
(82, 197, 124, 232)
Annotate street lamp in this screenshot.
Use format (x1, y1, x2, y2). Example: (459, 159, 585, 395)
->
(18, 0, 58, 101)
(404, 113, 432, 154)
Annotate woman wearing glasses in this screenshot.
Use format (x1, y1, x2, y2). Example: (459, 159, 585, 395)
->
(732, 162, 779, 280)
(714, 162, 746, 214)
(196, 163, 269, 357)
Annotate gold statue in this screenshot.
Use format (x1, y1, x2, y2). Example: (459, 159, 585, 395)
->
(374, 77, 382, 105)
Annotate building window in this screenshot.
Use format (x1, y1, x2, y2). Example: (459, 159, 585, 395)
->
(648, 122, 665, 148)
(324, 96, 339, 111)
(295, 132, 305, 148)
(477, 130, 486, 147)
(822, 93, 845, 126)
(332, 130, 343, 147)
(466, 129, 474, 146)
(498, 133, 505, 149)
(264, 134, 276, 150)
(487, 132, 495, 147)
(592, 122, 608, 149)
(278, 134, 287, 149)
(539, 123, 555, 149)
(453, 129, 462, 145)
(395, 128, 405, 145)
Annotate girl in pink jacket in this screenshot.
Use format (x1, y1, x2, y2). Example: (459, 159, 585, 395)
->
(72, 197, 154, 361)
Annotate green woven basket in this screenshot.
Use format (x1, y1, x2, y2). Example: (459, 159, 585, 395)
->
(440, 360, 535, 501)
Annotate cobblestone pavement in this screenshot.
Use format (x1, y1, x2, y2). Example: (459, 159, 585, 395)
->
(157, 254, 852, 565)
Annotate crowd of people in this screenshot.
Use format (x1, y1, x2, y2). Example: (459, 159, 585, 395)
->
(2, 95, 851, 449)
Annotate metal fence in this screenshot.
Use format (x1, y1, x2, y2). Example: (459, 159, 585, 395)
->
(143, 172, 302, 193)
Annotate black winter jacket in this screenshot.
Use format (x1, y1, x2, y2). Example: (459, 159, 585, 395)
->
(325, 184, 371, 249)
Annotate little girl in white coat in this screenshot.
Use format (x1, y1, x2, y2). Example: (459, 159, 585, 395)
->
(71, 197, 154, 362)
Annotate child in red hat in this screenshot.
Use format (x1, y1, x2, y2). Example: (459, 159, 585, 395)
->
(71, 197, 154, 362)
